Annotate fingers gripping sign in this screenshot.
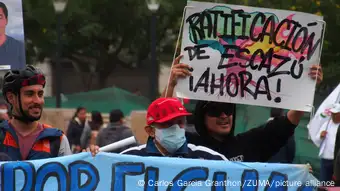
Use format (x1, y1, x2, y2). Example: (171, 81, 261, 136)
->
(308, 64, 323, 85)
(169, 55, 193, 87)
(163, 55, 193, 98)
(83, 145, 100, 157)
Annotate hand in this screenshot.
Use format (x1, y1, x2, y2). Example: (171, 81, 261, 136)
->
(320, 130, 327, 139)
(169, 55, 192, 87)
(83, 145, 100, 157)
(309, 64, 323, 85)
(75, 145, 81, 151)
(306, 163, 313, 173)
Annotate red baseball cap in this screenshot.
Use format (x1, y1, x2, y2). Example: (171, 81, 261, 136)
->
(146, 98, 192, 125)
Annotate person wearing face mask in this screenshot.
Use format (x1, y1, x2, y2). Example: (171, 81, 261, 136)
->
(161, 55, 323, 162)
(119, 97, 228, 160)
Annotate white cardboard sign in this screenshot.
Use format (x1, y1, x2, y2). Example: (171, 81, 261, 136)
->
(175, 1, 325, 112)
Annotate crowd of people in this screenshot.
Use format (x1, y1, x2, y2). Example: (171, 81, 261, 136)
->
(0, 57, 338, 188)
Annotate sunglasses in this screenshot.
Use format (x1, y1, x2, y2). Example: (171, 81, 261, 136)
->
(21, 74, 46, 87)
(203, 102, 234, 117)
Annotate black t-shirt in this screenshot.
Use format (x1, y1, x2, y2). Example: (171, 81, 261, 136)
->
(186, 115, 297, 162)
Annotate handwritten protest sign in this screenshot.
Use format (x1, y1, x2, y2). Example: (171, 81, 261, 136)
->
(175, 1, 325, 112)
(0, 0, 26, 71)
(0, 152, 327, 190)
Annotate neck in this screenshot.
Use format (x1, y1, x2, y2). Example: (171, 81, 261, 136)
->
(0, 34, 6, 46)
(75, 117, 85, 125)
(110, 121, 121, 125)
(10, 118, 38, 135)
(154, 139, 170, 156)
(209, 131, 230, 142)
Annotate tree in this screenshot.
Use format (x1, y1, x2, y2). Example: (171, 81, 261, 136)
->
(23, 0, 186, 89)
(23, 0, 340, 92)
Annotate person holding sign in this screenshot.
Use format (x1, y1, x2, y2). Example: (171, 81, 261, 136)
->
(0, 66, 72, 160)
(119, 97, 228, 160)
(161, 55, 323, 162)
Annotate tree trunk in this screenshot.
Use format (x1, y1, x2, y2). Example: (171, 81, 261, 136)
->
(97, 74, 108, 89)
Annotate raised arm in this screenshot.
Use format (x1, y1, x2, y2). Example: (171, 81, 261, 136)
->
(161, 55, 192, 98)
(287, 64, 323, 125)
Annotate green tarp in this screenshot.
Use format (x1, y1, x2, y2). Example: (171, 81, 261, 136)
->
(44, 87, 151, 115)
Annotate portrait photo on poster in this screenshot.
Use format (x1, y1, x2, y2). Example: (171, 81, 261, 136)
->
(0, 0, 26, 71)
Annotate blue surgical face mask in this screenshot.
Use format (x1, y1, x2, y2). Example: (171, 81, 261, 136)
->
(155, 124, 186, 154)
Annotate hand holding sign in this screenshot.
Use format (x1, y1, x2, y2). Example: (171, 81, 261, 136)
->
(165, 56, 323, 99)
(320, 130, 327, 139)
(169, 55, 192, 87)
(309, 64, 323, 85)
(83, 145, 99, 157)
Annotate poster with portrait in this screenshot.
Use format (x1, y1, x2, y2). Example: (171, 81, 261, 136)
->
(0, 0, 26, 71)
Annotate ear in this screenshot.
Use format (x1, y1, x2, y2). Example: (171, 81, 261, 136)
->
(145, 126, 155, 138)
(6, 92, 16, 105)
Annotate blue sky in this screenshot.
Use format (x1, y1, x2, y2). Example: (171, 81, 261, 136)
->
(2, 0, 24, 42)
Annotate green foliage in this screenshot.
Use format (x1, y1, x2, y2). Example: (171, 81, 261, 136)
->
(23, 0, 340, 90)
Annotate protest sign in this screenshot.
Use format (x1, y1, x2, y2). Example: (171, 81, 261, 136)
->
(0, 152, 326, 190)
(175, 1, 325, 112)
(307, 83, 340, 153)
(130, 111, 148, 144)
(0, 0, 26, 71)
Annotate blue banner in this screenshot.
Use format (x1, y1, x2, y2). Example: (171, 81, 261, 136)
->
(0, 152, 322, 191)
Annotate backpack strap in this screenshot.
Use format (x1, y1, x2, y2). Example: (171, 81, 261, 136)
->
(41, 123, 62, 157)
(0, 121, 6, 152)
(49, 135, 62, 157)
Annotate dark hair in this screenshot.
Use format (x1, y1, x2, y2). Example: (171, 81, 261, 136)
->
(0, 2, 8, 19)
(91, 111, 103, 125)
(270, 108, 284, 118)
(194, 101, 236, 137)
(89, 111, 103, 131)
(72, 106, 86, 120)
(109, 109, 124, 123)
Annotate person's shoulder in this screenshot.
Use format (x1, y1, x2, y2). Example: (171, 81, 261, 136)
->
(5, 36, 23, 46)
(185, 131, 202, 144)
(0, 120, 9, 129)
(187, 144, 228, 161)
(98, 126, 111, 134)
(68, 119, 77, 125)
(41, 124, 64, 136)
(121, 125, 133, 134)
(42, 123, 61, 130)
